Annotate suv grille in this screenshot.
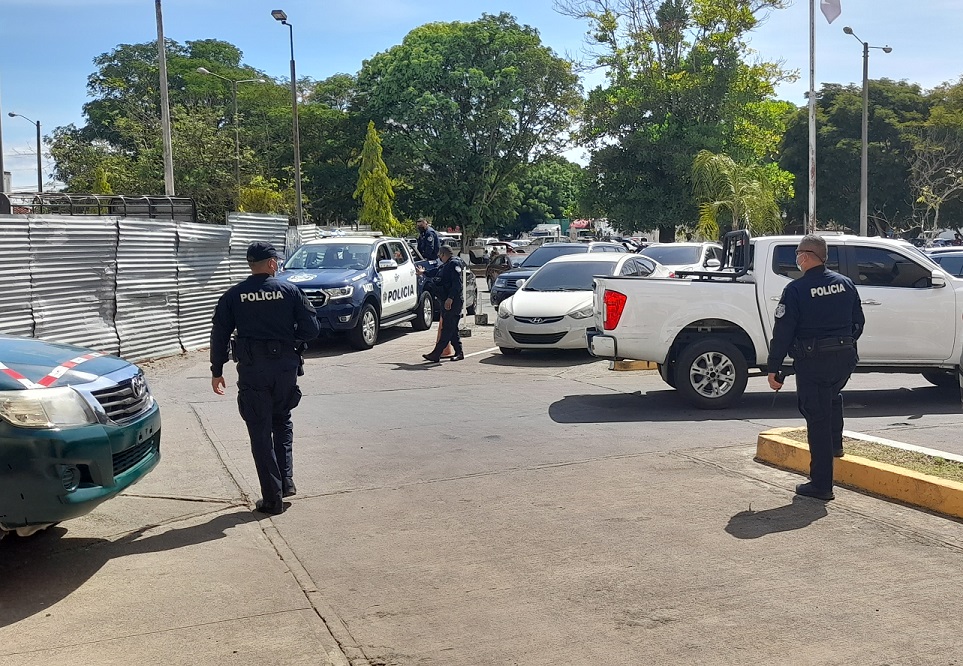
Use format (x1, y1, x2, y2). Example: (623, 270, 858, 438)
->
(302, 290, 329, 308)
(91, 376, 152, 422)
(510, 331, 567, 344)
(113, 438, 158, 476)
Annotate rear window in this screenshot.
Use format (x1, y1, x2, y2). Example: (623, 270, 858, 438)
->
(524, 261, 617, 291)
(640, 245, 702, 265)
(521, 245, 586, 268)
(933, 255, 963, 277)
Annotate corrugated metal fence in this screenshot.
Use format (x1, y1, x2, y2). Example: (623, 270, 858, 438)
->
(0, 213, 308, 362)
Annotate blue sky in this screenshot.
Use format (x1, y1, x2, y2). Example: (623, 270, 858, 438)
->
(1, 0, 961, 191)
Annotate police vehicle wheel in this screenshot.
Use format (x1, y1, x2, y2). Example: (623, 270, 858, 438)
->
(499, 347, 522, 356)
(349, 304, 379, 350)
(674, 338, 747, 410)
(921, 370, 957, 389)
(412, 294, 433, 331)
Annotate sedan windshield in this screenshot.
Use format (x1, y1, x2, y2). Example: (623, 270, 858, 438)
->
(520, 245, 587, 268)
(640, 245, 702, 265)
(523, 261, 617, 291)
(284, 243, 372, 270)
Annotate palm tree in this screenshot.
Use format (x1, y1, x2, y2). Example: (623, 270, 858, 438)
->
(691, 150, 783, 240)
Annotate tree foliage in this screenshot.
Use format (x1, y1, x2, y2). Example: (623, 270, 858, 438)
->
(691, 150, 782, 238)
(353, 121, 401, 235)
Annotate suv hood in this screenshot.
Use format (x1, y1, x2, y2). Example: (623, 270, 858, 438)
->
(280, 268, 367, 289)
(0, 335, 131, 391)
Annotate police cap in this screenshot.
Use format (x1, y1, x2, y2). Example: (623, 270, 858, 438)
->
(246, 241, 280, 262)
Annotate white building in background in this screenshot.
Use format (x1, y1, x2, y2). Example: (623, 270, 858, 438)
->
(2, 171, 10, 193)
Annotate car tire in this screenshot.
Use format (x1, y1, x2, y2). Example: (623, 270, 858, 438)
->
(657, 362, 676, 389)
(349, 303, 379, 350)
(674, 338, 747, 410)
(921, 370, 957, 389)
(499, 346, 522, 356)
(411, 294, 433, 331)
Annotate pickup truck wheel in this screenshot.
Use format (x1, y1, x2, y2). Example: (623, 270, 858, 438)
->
(349, 304, 379, 350)
(411, 294, 433, 331)
(921, 370, 957, 389)
(674, 338, 748, 409)
(658, 363, 676, 389)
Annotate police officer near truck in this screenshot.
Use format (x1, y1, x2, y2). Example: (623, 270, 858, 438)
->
(767, 234, 865, 501)
(418, 245, 465, 363)
(416, 217, 441, 261)
(210, 241, 320, 515)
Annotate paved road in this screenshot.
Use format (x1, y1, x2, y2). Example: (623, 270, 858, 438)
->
(3, 293, 963, 665)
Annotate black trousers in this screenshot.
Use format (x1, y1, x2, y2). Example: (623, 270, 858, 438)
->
(794, 347, 857, 490)
(236, 354, 302, 506)
(430, 303, 464, 358)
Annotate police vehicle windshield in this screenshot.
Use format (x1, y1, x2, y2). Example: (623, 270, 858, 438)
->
(285, 243, 373, 270)
(523, 261, 617, 292)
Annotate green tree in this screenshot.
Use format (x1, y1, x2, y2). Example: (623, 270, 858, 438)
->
(356, 13, 582, 243)
(558, 0, 794, 240)
(691, 150, 782, 239)
(353, 121, 401, 234)
(513, 157, 584, 235)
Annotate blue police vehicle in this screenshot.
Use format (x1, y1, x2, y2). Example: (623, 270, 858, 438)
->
(279, 234, 436, 350)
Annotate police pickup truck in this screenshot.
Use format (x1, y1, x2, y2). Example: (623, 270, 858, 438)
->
(280, 234, 436, 349)
(588, 231, 963, 409)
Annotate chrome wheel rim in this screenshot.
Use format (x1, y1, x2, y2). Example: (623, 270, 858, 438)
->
(363, 311, 376, 344)
(688, 352, 736, 398)
(422, 298, 432, 326)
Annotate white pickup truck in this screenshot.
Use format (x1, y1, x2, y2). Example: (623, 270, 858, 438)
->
(588, 232, 963, 409)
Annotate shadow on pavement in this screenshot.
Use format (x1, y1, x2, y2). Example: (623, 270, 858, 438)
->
(549, 385, 961, 424)
(302, 327, 412, 359)
(726, 496, 828, 538)
(479, 349, 598, 368)
(0, 508, 256, 628)
(384, 361, 442, 371)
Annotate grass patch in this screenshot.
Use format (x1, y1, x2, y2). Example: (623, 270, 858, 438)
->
(780, 428, 963, 484)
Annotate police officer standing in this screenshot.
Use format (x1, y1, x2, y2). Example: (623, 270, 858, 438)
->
(767, 235, 865, 501)
(416, 217, 441, 261)
(210, 241, 320, 515)
(418, 245, 465, 363)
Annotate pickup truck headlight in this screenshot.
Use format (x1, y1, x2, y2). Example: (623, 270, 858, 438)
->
(324, 286, 354, 300)
(568, 306, 595, 319)
(0, 387, 97, 428)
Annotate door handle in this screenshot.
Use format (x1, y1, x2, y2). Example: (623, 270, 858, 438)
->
(770, 297, 780, 302)
(861, 299, 881, 306)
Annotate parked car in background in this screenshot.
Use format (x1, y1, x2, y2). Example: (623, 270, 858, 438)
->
(494, 253, 668, 355)
(928, 250, 963, 277)
(485, 253, 527, 289)
(1, 335, 161, 538)
(638, 242, 724, 277)
(489, 241, 627, 307)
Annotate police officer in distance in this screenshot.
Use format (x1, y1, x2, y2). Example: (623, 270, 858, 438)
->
(210, 241, 320, 515)
(416, 217, 441, 261)
(418, 245, 465, 363)
(767, 235, 865, 501)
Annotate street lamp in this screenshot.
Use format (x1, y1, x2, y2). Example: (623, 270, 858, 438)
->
(197, 67, 266, 188)
(843, 26, 892, 237)
(7, 112, 42, 192)
(272, 9, 304, 225)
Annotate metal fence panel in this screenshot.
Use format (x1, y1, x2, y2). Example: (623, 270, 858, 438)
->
(177, 222, 232, 351)
(115, 219, 181, 362)
(0, 217, 34, 337)
(227, 213, 288, 282)
(29, 216, 120, 354)
(285, 224, 321, 256)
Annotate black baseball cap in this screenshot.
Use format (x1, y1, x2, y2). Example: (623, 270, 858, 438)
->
(246, 241, 280, 262)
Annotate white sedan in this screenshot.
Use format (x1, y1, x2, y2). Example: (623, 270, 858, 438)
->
(638, 242, 723, 276)
(494, 253, 669, 354)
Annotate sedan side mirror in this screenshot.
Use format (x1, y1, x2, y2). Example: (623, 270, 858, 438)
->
(515, 279, 527, 289)
(931, 270, 946, 288)
(378, 259, 399, 271)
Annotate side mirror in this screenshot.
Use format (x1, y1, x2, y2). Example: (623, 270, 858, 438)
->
(705, 258, 721, 269)
(378, 259, 398, 271)
(931, 270, 946, 288)
(515, 279, 527, 289)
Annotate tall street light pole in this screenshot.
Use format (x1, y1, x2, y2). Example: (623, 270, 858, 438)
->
(7, 112, 42, 192)
(272, 9, 304, 226)
(843, 26, 892, 237)
(197, 67, 266, 189)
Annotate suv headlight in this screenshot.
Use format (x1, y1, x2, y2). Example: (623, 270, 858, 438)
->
(568, 306, 595, 319)
(324, 286, 354, 300)
(0, 387, 97, 428)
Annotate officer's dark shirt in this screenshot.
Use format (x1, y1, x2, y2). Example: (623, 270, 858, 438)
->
(417, 227, 441, 261)
(210, 273, 320, 377)
(767, 264, 865, 370)
(425, 257, 466, 303)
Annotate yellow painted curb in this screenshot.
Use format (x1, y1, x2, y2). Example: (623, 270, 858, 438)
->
(756, 427, 963, 519)
(610, 360, 658, 371)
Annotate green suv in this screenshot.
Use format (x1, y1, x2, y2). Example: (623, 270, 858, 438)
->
(0, 335, 161, 538)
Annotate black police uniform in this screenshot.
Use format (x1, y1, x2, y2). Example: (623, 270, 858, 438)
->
(417, 227, 441, 261)
(210, 252, 320, 512)
(424, 256, 466, 361)
(767, 263, 865, 495)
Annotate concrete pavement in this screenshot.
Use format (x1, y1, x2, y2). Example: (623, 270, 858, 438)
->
(3, 313, 963, 664)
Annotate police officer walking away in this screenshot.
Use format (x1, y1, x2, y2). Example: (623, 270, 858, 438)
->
(210, 242, 320, 515)
(416, 217, 441, 261)
(418, 245, 465, 363)
(767, 235, 864, 501)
